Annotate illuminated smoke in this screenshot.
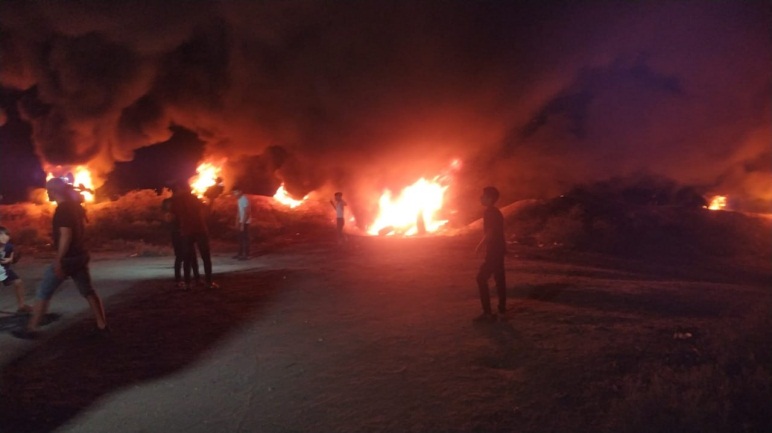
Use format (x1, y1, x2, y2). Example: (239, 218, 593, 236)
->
(0, 1, 769, 212)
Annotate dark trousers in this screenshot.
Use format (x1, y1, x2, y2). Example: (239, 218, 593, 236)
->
(238, 223, 250, 257)
(477, 254, 506, 314)
(336, 218, 345, 241)
(172, 230, 199, 282)
(183, 233, 212, 285)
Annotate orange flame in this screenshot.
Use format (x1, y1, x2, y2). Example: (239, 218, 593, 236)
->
(46, 165, 95, 202)
(189, 160, 224, 198)
(367, 160, 460, 236)
(707, 195, 727, 211)
(273, 184, 308, 208)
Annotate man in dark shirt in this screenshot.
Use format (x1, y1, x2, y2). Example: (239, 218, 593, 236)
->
(13, 178, 108, 339)
(474, 186, 507, 322)
(169, 181, 217, 290)
(162, 191, 200, 287)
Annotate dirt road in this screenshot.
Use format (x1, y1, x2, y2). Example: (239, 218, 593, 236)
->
(0, 236, 770, 433)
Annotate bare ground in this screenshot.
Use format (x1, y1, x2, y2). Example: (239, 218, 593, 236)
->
(0, 235, 770, 433)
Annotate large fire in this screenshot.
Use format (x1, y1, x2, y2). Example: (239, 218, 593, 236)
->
(189, 160, 224, 198)
(707, 195, 727, 211)
(367, 160, 460, 236)
(46, 165, 95, 202)
(273, 184, 308, 208)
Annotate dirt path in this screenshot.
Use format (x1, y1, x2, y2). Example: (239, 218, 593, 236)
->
(0, 237, 770, 433)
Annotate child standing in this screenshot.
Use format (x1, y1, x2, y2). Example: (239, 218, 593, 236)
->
(0, 226, 32, 313)
(474, 186, 507, 322)
(330, 192, 348, 244)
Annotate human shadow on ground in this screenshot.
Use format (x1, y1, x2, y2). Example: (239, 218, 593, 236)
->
(0, 313, 60, 333)
(0, 269, 285, 433)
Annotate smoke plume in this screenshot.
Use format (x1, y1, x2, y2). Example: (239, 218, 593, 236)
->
(1, 1, 769, 211)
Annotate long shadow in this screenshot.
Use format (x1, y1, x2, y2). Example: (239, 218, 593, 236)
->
(0, 313, 61, 333)
(0, 269, 285, 433)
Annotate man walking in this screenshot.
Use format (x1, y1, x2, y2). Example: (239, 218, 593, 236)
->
(13, 178, 108, 339)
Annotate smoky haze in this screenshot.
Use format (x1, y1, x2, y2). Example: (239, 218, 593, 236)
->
(0, 1, 769, 212)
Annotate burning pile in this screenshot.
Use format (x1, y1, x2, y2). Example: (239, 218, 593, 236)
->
(367, 159, 460, 236)
(178, 158, 460, 237)
(273, 184, 309, 209)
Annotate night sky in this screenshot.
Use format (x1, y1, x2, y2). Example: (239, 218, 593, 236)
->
(0, 1, 770, 210)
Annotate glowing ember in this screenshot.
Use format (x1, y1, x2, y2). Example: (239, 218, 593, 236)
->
(46, 165, 95, 202)
(707, 195, 727, 211)
(189, 160, 224, 198)
(368, 161, 459, 236)
(273, 184, 308, 208)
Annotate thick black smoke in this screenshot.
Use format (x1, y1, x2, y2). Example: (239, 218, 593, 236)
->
(0, 1, 769, 211)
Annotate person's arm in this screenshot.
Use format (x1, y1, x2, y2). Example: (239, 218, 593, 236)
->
(1, 248, 13, 265)
(330, 199, 336, 209)
(475, 215, 492, 254)
(475, 233, 488, 254)
(54, 227, 73, 278)
(244, 199, 251, 223)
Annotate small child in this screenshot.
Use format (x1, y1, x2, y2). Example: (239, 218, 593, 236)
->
(0, 226, 32, 314)
(329, 192, 348, 243)
(473, 187, 507, 322)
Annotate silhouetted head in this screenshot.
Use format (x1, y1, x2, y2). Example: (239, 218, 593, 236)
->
(46, 177, 73, 202)
(480, 186, 500, 206)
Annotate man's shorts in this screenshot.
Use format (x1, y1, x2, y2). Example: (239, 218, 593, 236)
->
(2, 268, 19, 286)
(36, 254, 94, 300)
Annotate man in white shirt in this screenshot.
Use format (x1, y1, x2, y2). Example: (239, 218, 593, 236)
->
(232, 186, 251, 260)
(329, 192, 347, 244)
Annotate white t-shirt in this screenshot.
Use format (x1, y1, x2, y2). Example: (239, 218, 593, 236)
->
(335, 199, 347, 218)
(237, 195, 252, 224)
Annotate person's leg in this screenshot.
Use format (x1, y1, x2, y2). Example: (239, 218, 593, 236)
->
(13, 278, 30, 311)
(196, 234, 213, 284)
(172, 230, 184, 284)
(181, 235, 194, 287)
(25, 299, 51, 333)
(72, 264, 107, 330)
(476, 260, 495, 316)
(240, 223, 250, 257)
(191, 243, 201, 282)
(24, 265, 62, 332)
(493, 255, 506, 313)
(336, 218, 344, 243)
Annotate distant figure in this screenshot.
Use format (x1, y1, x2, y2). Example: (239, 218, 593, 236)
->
(162, 189, 200, 287)
(12, 178, 108, 339)
(232, 186, 251, 260)
(168, 181, 218, 290)
(473, 186, 507, 323)
(330, 192, 348, 244)
(0, 226, 32, 314)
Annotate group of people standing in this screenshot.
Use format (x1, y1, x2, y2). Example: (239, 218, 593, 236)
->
(161, 181, 221, 290)
(7, 178, 507, 340)
(160, 181, 254, 290)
